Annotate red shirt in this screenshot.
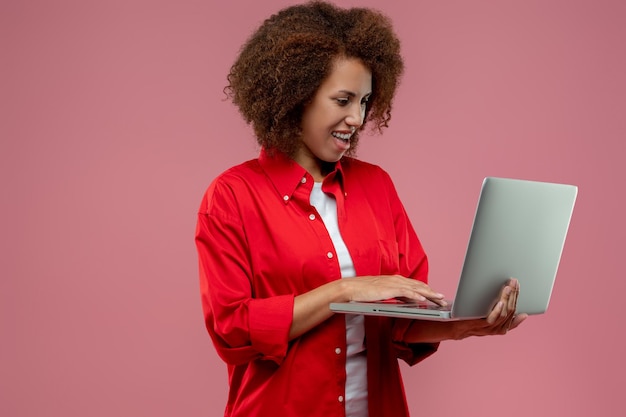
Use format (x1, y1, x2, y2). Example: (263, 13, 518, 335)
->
(195, 149, 438, 417)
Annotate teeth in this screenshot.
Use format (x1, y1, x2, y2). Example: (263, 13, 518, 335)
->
(332, 132, 351, 141)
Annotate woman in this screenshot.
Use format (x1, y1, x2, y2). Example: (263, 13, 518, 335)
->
(195, 2, 526, 416)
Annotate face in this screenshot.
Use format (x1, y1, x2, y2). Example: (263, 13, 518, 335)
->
(295, 57, 372, 180)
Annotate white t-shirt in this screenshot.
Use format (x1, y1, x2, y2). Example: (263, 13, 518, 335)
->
(310, 182, 368, 417)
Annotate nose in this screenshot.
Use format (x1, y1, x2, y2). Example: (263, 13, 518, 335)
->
(345, 103, 365, 128)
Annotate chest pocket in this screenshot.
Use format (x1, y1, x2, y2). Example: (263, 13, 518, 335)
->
(352, 239, 400, 276)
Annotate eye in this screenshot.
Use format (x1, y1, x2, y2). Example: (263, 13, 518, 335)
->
(336, 98, 350, 106)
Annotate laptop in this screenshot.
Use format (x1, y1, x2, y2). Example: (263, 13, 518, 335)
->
(329, 177, 578, 321)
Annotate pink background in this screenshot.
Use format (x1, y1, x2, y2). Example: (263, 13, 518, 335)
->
(2, 0, 624, 416)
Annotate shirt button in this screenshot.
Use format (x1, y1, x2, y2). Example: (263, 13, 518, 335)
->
(338, 395, 344, 403)
(335, 347, 341, 354)
(327, 252, 334, 259)
(283, 195, 289, 202)
(309, 214, 316, 221)
(301, 177, 307, 184)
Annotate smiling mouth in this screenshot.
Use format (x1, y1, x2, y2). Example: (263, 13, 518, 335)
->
(332, 131, 352, 142)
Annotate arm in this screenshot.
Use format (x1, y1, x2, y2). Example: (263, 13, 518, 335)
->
(196, 181, 294, 365)
(290, 275, 446, 340)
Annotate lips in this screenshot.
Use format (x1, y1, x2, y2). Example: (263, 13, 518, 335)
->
(331, 131, 352, 151)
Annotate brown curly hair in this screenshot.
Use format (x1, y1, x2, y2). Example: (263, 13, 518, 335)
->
(226, 0, 404, 157)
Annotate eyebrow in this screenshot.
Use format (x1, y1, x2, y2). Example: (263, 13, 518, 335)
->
(338, 90, 372, 97)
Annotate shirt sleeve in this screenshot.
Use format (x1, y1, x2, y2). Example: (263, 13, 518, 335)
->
(195, 179, 293, 366)
(390, 319, 440, 366)
(379, 168, 440, 364)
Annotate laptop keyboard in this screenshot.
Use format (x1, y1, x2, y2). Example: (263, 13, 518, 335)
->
(396, 301, 453, 312)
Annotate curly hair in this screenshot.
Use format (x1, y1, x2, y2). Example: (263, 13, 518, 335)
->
(226, 0, 404, 157)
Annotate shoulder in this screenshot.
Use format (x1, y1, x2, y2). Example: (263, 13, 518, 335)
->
(215, 158, 263, 184)
(208, 158, 265, 190)
(198, 159, 263, 214)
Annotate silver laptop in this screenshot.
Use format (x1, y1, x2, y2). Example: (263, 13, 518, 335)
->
(330, 177, 578, 321)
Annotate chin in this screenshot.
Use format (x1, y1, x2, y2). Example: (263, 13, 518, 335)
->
(322, 153, 345, 163)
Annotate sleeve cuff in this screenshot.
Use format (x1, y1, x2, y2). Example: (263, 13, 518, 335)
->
(392, 318, 440, 366)
(248, 294, 294, 363)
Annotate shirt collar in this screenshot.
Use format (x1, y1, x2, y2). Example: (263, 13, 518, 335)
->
(258, 148, 346, 201)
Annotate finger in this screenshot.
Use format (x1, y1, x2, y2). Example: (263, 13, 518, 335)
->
(418, 289, 447, 305)
(402, 290, 427, 302)
(486, 301, 503, 324)
(397, 286, 433, 302)
(380, 276, 446, 304)
(406, 290, 446, 304)
(499, 279, 519, 318)
(428, 297, 448, 307)
(507, 279, 519, 315)
(500, 285, 512, 318)
(405, 279, 446, 304)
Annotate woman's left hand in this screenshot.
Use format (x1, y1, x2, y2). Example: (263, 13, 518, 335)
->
(403, 278, 528, 343)
(456, 278, 528, 338)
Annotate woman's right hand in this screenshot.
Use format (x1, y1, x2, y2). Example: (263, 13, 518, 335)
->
(290, 274, 445, 340)
(341, 275, 447, 306)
